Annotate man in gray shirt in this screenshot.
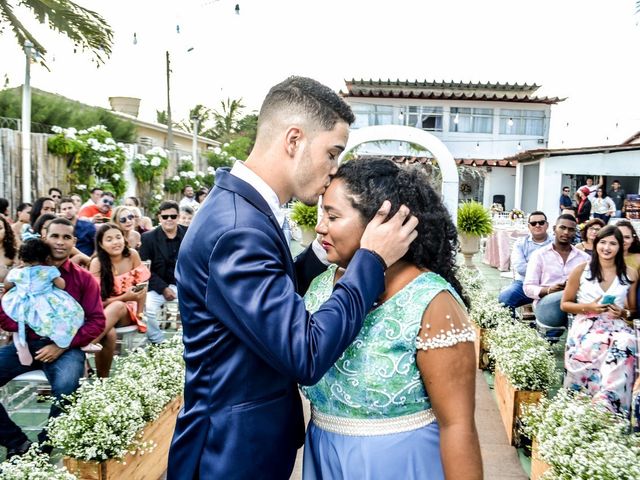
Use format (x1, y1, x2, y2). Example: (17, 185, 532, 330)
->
(609, 180, 626, 218)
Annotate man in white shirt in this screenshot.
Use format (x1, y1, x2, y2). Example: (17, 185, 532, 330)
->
(579, 176, 603, 202)
(179, 185, 199, 210)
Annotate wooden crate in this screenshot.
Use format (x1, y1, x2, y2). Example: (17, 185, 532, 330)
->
(64, 396, 183, 480)
(473, 325, 491, 370)
(494, 368, 542, 445)
(530, 439, 550, 480)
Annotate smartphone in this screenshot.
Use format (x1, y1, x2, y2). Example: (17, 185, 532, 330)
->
(132, 282, 148, 292)
(600, 295, 616, 305)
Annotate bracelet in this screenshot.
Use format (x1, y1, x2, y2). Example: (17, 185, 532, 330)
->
(361, 248, 388, 271)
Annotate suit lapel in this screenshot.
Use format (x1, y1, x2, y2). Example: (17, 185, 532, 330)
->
(215, 169, 296, 281)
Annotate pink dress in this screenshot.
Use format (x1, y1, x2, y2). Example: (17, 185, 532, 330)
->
(112, 264, 150, 333)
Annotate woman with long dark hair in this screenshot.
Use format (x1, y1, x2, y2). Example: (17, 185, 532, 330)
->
(301, 159, 481, 479)
(11, 202, 31, 245)
(561, 225, 637, 415)
(0, 216, 17, 283)
(88, 223, 150, 377)
(575, 218, 605, 255)
(21, 197, 56, 241)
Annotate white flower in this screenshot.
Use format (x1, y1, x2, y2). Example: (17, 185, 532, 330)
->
(135, 154, 146, 161)
(117, 142, 125, 148)
(77, 184, 87, 190)
(51, 125, 63, 134)
(155, 194, 163, 200)
(140, 160, 149, 167)
(105, 138, 116, 145)
(150, 157, 161, 167)
(112, 174, 121, 181)
(207, 166, 215, 173)
(187, 171, 196, 179)
(179, 155, 193, 162)
(213, 146, 221, 155)
(172, 175, 180, 181)
(229, 156, 237, 162)
(78, 129, 88, 135)
(179, 171, 188, 177)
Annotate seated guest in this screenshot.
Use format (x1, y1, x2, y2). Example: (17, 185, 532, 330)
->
(559, 186, 573, 213)
(89, 224, 150, 377)
(498, 211, 553, 314)
(575, 218, 605, 256)
(0, 218, 105, 457)
(112, 206, 142, 249)
(139, 201, 186, 344)
(59, 197, 96, 257)
(22, 197, 56, 241)
(524, 214, 590, 331)
(11, 202, 32, 246)
(78, 191, 114, 224)
(179, 185, 199, 210)
(124, 197, 153, 233)
(561, 225, 637, 416)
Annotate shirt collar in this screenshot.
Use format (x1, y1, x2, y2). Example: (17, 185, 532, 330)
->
(230, 160, 285, 227)
(57, 258, 72, 273)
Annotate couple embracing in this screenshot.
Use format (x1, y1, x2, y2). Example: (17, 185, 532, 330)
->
(168, 77, 482, 480)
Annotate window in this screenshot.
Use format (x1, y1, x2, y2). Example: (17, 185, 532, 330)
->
(449, 107, 493, 133)
(499, 109, 545, 136)
(351, 104, 393, 128)
(405, 106, 443, 131)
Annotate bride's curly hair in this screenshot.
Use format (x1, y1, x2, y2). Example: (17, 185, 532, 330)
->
(333, 158, 469, 307)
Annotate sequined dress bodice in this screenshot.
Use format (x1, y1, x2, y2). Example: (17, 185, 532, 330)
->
(301, 265, 462, 419)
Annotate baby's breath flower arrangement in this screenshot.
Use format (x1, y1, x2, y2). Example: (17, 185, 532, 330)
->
(488, 320, 558, 391)
(0, 445, 76, 480)
(456, 266, 484, 295)
(46, 335, 184, 461)
(522, 390, 640, 480)
(468, 290, 512, 329)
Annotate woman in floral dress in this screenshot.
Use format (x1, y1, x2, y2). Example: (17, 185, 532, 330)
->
(301, 159, 481, 479)
(561, 225, 638, 416)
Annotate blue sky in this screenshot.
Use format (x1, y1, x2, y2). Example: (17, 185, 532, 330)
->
(1, 0, 639, 147)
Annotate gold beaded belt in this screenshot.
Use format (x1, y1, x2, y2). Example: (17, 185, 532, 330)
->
(311, 407, 436, 437)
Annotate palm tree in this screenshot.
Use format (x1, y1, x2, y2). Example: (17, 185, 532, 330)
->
(0, 0, 113, 66)
(210, 98, 245, 143)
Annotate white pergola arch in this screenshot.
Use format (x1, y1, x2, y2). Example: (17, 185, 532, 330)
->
(339, 125, 459, 223)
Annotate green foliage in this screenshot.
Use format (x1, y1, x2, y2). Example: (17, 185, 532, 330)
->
(0, 0, 113, 67)
(164, 155, 215, 195)
(457, 201, 493, 236)
(290, 201, 318, 228)
(209, 98, 245, 143)
(0, 87, 135, 142)
(47, 125, 127, 198)
(130, 147, 170, 215)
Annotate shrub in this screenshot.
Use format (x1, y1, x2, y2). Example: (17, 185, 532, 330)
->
(457, 201, 493, 236)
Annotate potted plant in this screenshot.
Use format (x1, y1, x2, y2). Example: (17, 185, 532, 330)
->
(290, 201, 318, 246)
(457, 201, 493, 268)
(47, 336, 185, 480)
(521, 390, 640, 480)
(487, 320, 558, 445)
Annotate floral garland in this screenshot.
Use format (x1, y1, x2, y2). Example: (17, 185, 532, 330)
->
(509, 208, 525, 221)
(48, 125, 127, 199)
(0, 445, 77, 479)
(164, 155, 215, 195)
(46, 336, 184, 461)
(130, 147, 170, 215)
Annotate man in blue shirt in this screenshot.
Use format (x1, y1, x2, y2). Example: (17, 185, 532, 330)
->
(559, 186, 573, 213)
(498, 210, 553, 314)
(59, 197, 96, 257)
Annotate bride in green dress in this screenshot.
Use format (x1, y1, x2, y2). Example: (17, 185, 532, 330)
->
(301, 158, 482, 479)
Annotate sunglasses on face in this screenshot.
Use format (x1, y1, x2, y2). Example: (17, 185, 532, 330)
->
(119, 214, 134, 223)
(160, 214, 178, 220)
(102, 199, 114, 206)
(529, 220, 546, 227)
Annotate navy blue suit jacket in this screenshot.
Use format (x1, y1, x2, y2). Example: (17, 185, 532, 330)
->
(167, 169, 385, 479)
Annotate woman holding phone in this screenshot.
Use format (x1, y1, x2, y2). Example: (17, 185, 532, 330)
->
(89, 223, 150, 377)
(561, 225, 637, 415)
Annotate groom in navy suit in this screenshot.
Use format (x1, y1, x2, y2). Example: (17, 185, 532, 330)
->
(168, 76, 418, 479)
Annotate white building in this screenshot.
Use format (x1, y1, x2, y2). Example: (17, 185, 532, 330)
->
(506, 136, 640, 217)
(341, 79, 563, 210)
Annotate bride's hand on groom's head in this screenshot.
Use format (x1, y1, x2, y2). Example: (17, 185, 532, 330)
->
(360, 201, 419, 269)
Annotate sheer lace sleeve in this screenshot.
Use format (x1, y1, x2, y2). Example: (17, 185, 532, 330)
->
(415, 290, 475, 351)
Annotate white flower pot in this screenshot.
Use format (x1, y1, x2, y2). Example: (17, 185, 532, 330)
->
(459, 233, 480, 268)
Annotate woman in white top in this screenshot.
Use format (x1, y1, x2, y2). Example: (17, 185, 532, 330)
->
(591, 188, 615, 225)
(561, 225, 637, 415)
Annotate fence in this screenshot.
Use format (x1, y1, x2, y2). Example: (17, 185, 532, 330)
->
(0, 128, 193, 214)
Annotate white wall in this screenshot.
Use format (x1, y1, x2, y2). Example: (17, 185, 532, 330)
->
(520, 150, 640, 218)
(482, 166, 516, 210)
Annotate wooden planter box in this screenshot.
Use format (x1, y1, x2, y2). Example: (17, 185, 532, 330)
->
(63, 396, 183, 480)
(530, 439, 550, 480)
(494, 368, 542, 445)
(473, 325, 491, 370)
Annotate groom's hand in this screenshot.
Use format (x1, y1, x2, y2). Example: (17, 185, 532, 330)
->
(360, 201, 418, 269)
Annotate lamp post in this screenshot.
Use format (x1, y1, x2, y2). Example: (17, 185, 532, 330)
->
(191, 115, 199, 167)
(21, 40, 36, 203)
(165, 50, 174, 154)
